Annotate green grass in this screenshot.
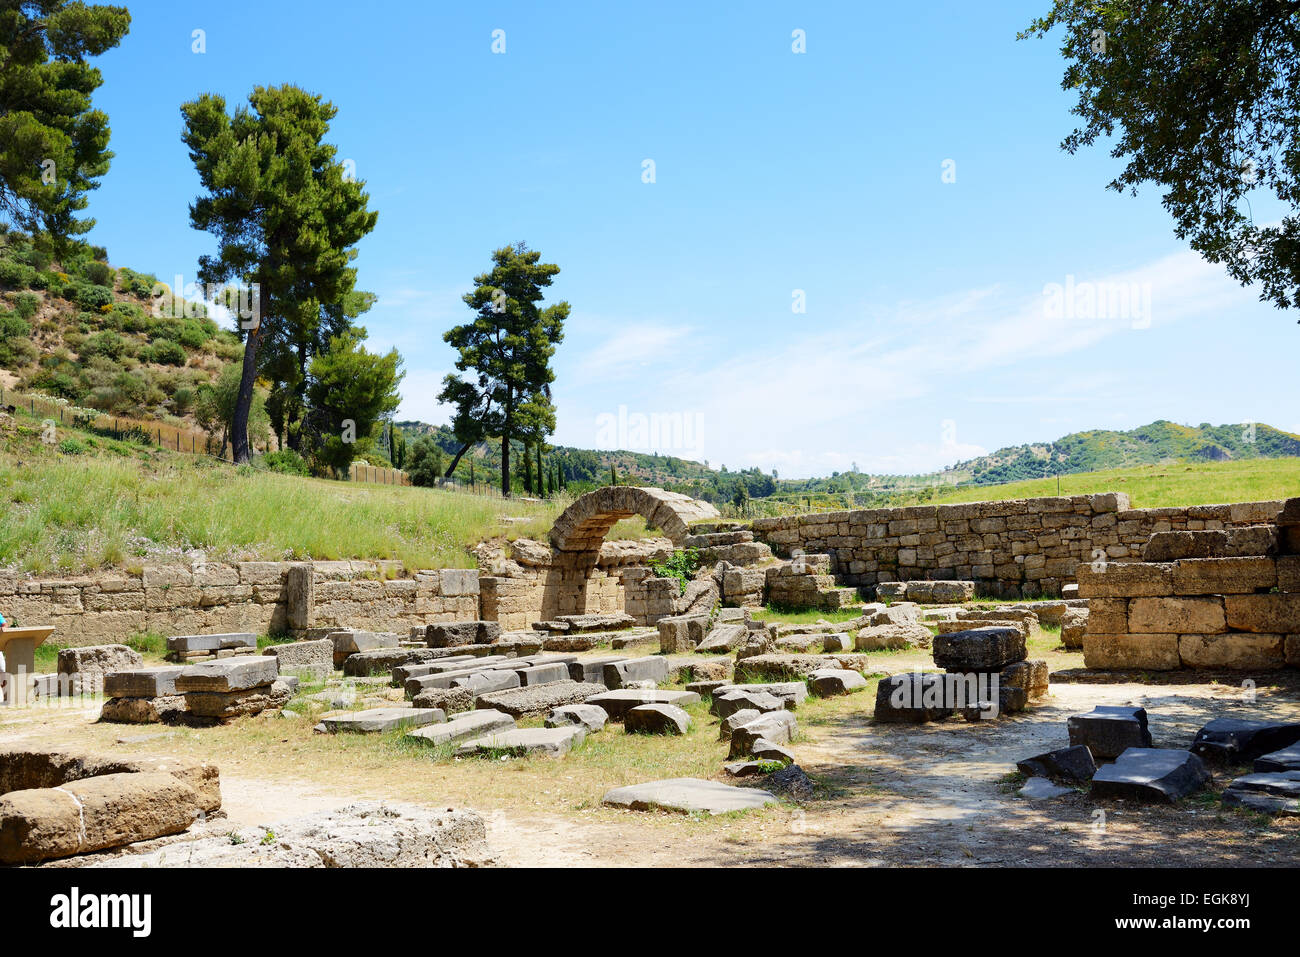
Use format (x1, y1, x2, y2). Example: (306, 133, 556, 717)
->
(0, 414, 571, 573)
(751, 605, 866, 625)
(919, 457, 1300, 508)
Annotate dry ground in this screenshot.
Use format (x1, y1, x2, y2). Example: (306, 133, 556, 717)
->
(4, 637, 1299, 868)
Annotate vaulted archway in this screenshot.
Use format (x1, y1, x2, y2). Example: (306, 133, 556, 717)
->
(548, 486, 720, 554)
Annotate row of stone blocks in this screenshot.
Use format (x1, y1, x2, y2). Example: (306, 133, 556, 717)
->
(101, 650, 296, 724)
(1079, 510, 1300, 670)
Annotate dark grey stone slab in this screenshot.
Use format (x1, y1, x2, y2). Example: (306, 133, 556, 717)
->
(625, 703, 691, 735)
(932, 627, 1026, 671)
(320, 707, 445, 734)
(1091, 748, 1209, 803)
(1067, 706, 1153, 759)
(405, 709, 515, 746)
(1191, 718, 1300, 765)
(1017, 745, 1097, 783)
(175, 656, 278, 693)
(1222, 771, 1300, 814)
(1255, 742, 1300, 773)
(585, 688, 700, 720)
(602, 657, 670, 689)
(103, 666, 187, 699)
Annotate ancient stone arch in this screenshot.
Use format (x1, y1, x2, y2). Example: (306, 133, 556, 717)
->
(548, 486, 720, 554)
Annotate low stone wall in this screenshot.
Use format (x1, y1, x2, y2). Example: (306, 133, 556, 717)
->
(0, 560, 480, 647)
(752, 494, 1283, 598)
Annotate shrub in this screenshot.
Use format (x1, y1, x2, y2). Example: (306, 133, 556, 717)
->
(172, 386, 195, 414)
(0, 311, 34, 365)
(14, 293, 38, 320)
(260, 449, 309, 475)
(72, 281, 114, 310)
(0, 259, 36, 289)
(83, 330, 129, 360)
(142, 339, 186, 365)
(58, 438, 86, 455)
(83, 261, 115, 287)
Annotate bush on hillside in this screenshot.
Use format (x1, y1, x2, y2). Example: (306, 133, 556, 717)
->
(261, 449, 310, 475)
(0, 312, 35, 365)
(141, 339, 186, 366)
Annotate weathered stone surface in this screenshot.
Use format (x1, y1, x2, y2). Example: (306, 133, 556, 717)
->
(1001, 659, 1049, 701)
(1190, 718, 1300, 764)
(515, 662, 570, 686)
(713, 688, 785, 718)
(475, 680, 606, 718)
(392, 656, 479, 684)
(411, 686, 475, 714)
(426, 621, 501, 648)
(57, 644, 142, 677)
(1179, 633, 1285, 670)
(1082, 633, 1181, 671)
(99, 695, 187, 724)
(1221, 771, 1300, 815)
(625, 703, 691, 735)
(735, 653, 875, 681)
(657, 615, 708, 653)
(406, 710, 515, 747)
(586, 688, 700, 720)
(344, 647, 442, 678)
(821, 632, 854, 653)
(1172, 556, 1277, 595)
(330, 630, 398, 669)
(455, 726, 585, 757)
(1076, 562, 1173, 599)
(729, 711, 797, 758)
(167, 632, 257, 654)
(1017, 745, 1097, 783)
(1256, 742, 1300, 772)
(451, 670, 520, 695)
(932, 627, 1026, 672)
(0, 771, 203, 864)
(719, 708, 762, 739)
(94, 803, 492, 868)
(855, 623, 933, 651)
(1224, 593, 1300, 634)
(566, 656, 628, 684)
(556, 612, 636, 632)
(1143, 527, 1280, 562)
(601, 778, 776, 815)
(1128, 596, 1226, 634)
(320, 707, 446, 734)
(0, 748, 220, 813)
(1068, 706, 1153, 759)
(103, 666, 186, 698)
(714, 681, 807, 708)
(185, 680, 293, 719)
(1091, 748, 1210, 802)
(751, 739, 795, 765)
(1060, 608, 1088, 649)
(695, 623, 748, 653)
(874, 673, 954, 723)
(602, 657, 670, 689)
(905, 580, 975, 603)
(176, 655, 279, 693)
(545, 704, 608, 732)
(264, 639, 333, 680)
(808, 668, 868, 696)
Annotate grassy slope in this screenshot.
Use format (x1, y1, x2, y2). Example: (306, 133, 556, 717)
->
(4, 402, 1296, 575)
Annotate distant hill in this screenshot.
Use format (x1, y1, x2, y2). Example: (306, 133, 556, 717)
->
(396, 417, 1300, 509)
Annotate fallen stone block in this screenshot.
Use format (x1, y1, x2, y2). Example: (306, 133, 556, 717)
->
(1190, 718, 1300, 764)
(475, 680, 606, 719)
(426, 621, 501, 648)
(406, 710, 515, 747)
(0, 749, 219, 813)
(735, 653, 876, 681)
(808, 668, 867, 696)
(713, 681, 807, 709)
(873, 673, 954, 724)
(167, 633, 257, 655)
(99, 695, 187, 725)
(411, 686, 476, 714)
(1067, 706, 1153, 759)
(555, 612, 635, 633)
(1255, 742, 1300, 773)
(855, 623, 933, 651)
(451, 670, 520, 695)
(545, 704, 608, 732)
(1016, 745, 1097, 783)
(729, 711, 797, 758)
(103, 666, 187, 699)
(0, 771, 204, 864)
(1060, 608, 1087, 650)
(658, 615, 708, 654)
(330, 630, 399, 669)
(713, 688, 786, 719)
(515, 662, 569, 686)
(1090, 748, 1210, 803)
(586, 688, 700, 720)
(567, 656, 628, 684)
(57, 644, 143, 678)
(185, 680, 293, 720)
(601, 778, 776, 815)
(820, 632, 854, 653)
(751, 739, 795, 765)
(175, 656, 279, 694)
(625, 703, 691, 735)
(1000, 659, 1049, 701)
(455, 726, 585, 757)
(1221, 771, 1300, 815)
(720, 708, 763, 740)
(602, 657, 670, 689)
(343, 647, 443, 678)
(932, 627, 1026, 672)
(320, 707, 446, 734)
(686, 679, 730, 697)
(392, 656, 479, 685)
(696, 623, 748, 653)
(264, 639, 333, 680)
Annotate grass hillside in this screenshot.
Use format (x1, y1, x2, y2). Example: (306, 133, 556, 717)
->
(0, 227, 242, 432)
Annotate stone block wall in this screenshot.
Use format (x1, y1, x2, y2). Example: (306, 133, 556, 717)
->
(0, 561, 480, 647)
(751, 494, 1282, 599)
(1079, 506, 1300, 671)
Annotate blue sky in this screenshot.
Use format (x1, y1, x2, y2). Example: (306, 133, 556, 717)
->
(83, 0, 1299, 478)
